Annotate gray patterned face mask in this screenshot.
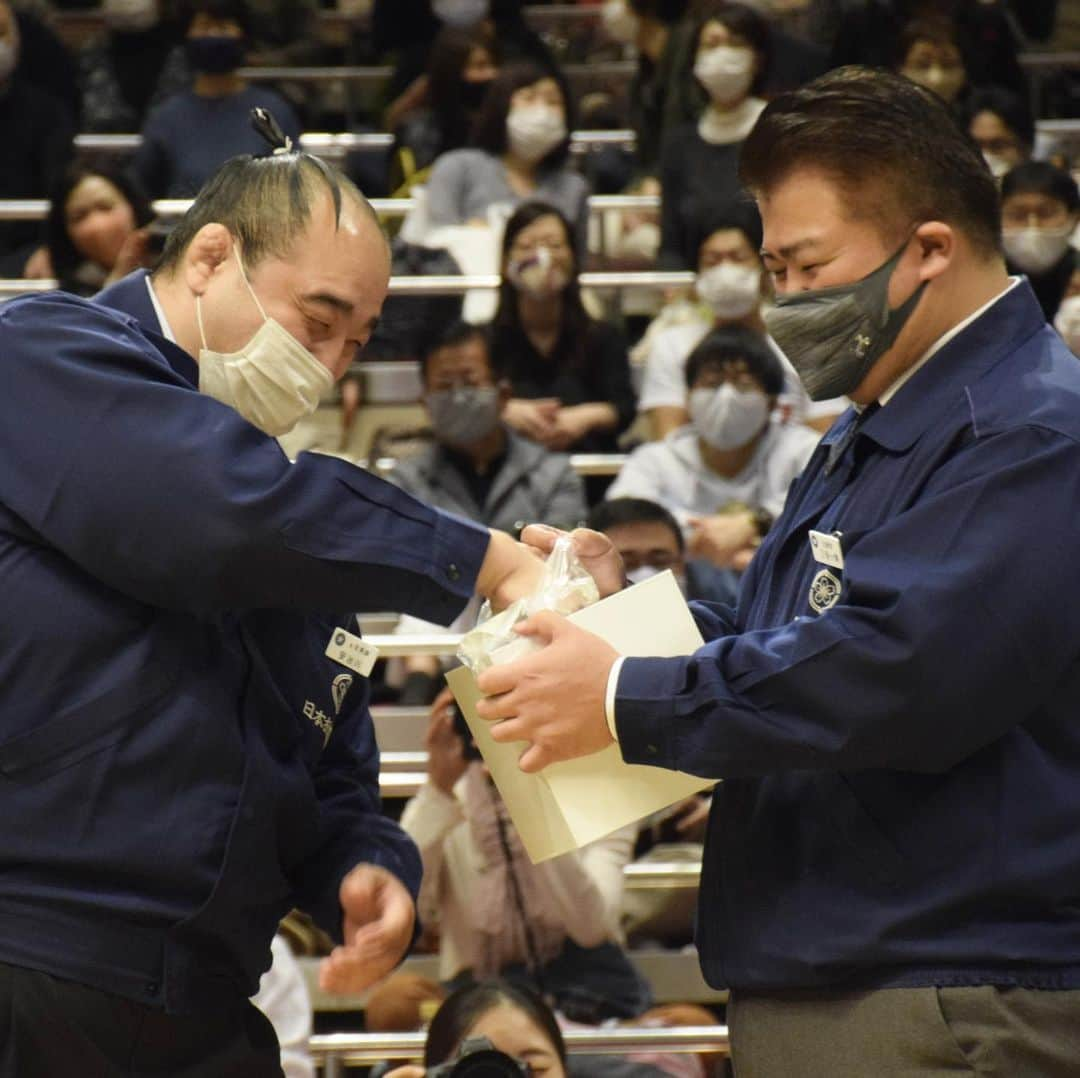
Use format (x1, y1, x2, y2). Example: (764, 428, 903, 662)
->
(763, 238, 926, 400)
(426, 386, 501, 446)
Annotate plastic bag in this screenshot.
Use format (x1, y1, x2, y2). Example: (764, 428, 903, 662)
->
(456, 536, 599, 674)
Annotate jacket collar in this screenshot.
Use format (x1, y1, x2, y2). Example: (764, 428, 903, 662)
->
(93, 270, 200, 388)
(821, 279, 1047, 456)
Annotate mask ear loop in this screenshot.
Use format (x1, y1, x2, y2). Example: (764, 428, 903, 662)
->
(194, 242, 267, 352)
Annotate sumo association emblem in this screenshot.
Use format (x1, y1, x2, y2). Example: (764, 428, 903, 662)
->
(809, 568, 842, 613)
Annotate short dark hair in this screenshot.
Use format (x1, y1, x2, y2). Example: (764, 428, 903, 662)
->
(693, 201, 763, 267)
(629, 0, 689, 22)
(420, 319, 502, 382)
(684, 326, 784, 394)
(180, 0, 252, 36)
(423, 981, 567, 1069)
(427, 23, 499, 157)
(691, 2, 772, 98)
(154, 150, 375, 276)
(739, 66, 1001, 258)
(895, 14, 963, 69)
(588, 497, 685, 554)
(470, 61, 573, 170)
(962, 86, 1035, 151)
(1001, 160, 1080, 215)
(46, 163, 153, 283)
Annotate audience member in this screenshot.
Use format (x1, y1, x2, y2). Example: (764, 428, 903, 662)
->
(588, 496, 739, 605)
(79, 0, 184, 132)
(392, 695, 650, 1024)
(894, 14, 970, 107)
(608, 327, 819, 573)
(388, 320, 588, 536)
(963, 85, 1035, 180)
(251, 934, 314, 1078)
(1054, 253, 1080, 357)
(46, 164, 156, 296)
(492, 202, 636, 458)
(132, 0, 301, 199)
(0, 0, 75, 276)
(425, 62, 588, 248)
(658, 2, 769, 268)
(390, 23, 499, 194)
(639, 207, 842, 438)
(1001, 161, 1080, 321)
(9, 1, 80, 125)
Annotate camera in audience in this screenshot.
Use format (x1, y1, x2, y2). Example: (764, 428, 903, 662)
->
(426, 1036, 530, 1078)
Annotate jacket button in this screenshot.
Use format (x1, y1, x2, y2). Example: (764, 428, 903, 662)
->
(448, 563, 461, 581)
(647, 744, 659, 755)
(146, 982, 159, 996)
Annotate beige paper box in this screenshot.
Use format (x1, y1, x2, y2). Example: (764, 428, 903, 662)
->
(446, 571, 714, 863)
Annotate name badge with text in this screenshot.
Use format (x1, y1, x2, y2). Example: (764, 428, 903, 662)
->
(325, 628, 378, 677)
(809, 530, 845, 571)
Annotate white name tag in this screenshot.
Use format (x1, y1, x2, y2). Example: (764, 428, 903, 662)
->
(809, 529, 845, 570)
(325, 627, 378, 677)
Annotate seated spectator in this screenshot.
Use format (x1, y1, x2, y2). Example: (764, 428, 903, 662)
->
(1001, 161, 1080, 321)
(424, 62, 589, 248)
(1054, 252, 1080, 357)
(588, 496, 739, 605)
(894, 15, 970, 108)
(79, 0, 184, 132)
(493, 202, 636, 461)
(385, 319, 586, 703)
(251, 933, 314, 1078)
(963, 86, 1034, 181)
(0, 0, 75, 277)
(639, 206, 842, 439)
(46, 164, 156, 296)
(608, 327, 819, 573)
(387, 320, 587, 536)
(390, 695, 650, 1024)
(390, 24, 499, 194)
(132, 0, 301, 199)
(658, 2, 769, 269)
(9, 2, 80, 126)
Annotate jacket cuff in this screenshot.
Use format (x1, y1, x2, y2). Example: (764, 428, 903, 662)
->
(613, 655, 693, 771)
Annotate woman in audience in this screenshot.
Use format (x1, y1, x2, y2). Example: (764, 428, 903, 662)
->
(389, 23, 499, 194)
(492, 202, 636, 460)
(1001, 161, 1080, 321)
(46, 164, 155, 296)
(657, 2, 770, 268)
(132, 0, 301, 199)
(424, 62, 589, 247)
(963, 86, 1034, 181)
(390, 693, 649, 1026)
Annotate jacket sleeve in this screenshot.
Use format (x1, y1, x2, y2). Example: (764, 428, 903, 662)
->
(594, 323, 638, 435)
(614, 425, 1080, 778)
(289, 690, 424, 944)
(425, 151, 467, 227)
(0, 296, 488, 623)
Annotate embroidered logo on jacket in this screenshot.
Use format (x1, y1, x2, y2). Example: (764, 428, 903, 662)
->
(331, 673, 354, 715)
(808, 568, 842, 613)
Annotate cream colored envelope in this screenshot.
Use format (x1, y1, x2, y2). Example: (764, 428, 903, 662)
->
(446, 571, 714, 863)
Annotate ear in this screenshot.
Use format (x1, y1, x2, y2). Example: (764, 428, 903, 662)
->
(182, 223, 236, 298)
(912, 220, 955, 283)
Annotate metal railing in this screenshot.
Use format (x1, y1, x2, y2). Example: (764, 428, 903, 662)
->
(310, 1024, 728, 1074)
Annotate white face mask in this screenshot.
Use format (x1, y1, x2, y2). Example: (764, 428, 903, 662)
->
(696, 262, 761, 319)
(689, 383, 769, 450)
(506, 104, 567, 164)
(601, 0, 639, 45)
(1002, 224, 1074, 275)
(506, 244, 571, 298)
(1055, 294, 1080, 357)
(432, 0, 488, 26)
(982, 151, 1012, 180)
(196, 249, 334, 436)
(694, 45, 755, 105)
(0, 40, 17, 82)
(103, 0, 158, 31)
(625, 564, 688, 595)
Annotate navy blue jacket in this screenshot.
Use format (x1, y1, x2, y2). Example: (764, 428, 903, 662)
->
(0, 272, 490, 1014)
(615, 282, 1080, 992)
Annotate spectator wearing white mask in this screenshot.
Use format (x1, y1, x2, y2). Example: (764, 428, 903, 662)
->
(962, 87, 1033, 183)
(609, 327, 818, 574)
(638, 207, 845, 439)
(1001, 162, 1080, 322)
(657, 3, 768, 269)
(424, 62, 589, 249)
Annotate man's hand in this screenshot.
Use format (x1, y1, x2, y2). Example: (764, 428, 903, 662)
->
(426, 687, 469, 795)
(474, 611, 617, 773)
(382, 1068, 425, 1078)
(503, 397, 560, 442)
(520, 524, 625, 598)
(319, 864, 416, 995)
(686, 512, 758, 569)
(475, 529, 546, 612)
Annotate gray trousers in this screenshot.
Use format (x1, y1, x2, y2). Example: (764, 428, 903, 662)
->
(728, 985, 1080, 1077)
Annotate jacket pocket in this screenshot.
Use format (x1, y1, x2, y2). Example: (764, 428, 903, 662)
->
(0, 663, 178, 782)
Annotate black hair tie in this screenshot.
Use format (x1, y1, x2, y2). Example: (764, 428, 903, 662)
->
(250, 107, 294, 155)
